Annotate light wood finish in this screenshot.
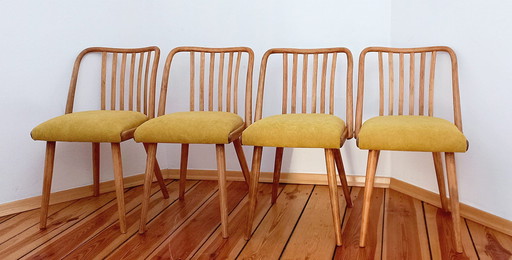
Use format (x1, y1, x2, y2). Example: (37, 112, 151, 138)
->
(325, 149, 342, 246)
(39, 141, 55, 229)
(139, 143, 157, 234)
(232, 138, 250, 186)
(140, 47, 255, 236)
(111, 143, 127, 233)
(333, 148, 353, 207)
(245, 146, 263, 239)
(142, 143, 169, 199)
(272, 147, 284, 204)
(466, 220, 512, 260)
(355, 46, 466, 252)
(360, 149, 380, 247)
(179, 143, 189, 200)
(446, 152, 463, 252)
(92, 143, 100, 197)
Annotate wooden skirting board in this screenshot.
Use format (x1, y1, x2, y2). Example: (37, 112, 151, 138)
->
(0, 169, 510, 237)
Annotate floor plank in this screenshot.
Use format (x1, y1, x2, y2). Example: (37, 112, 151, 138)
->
(423, 203, 478, 259)
(192, 183, 283, 260)
(0, 214, 17, 224)
(62, 180, 197, 259)
(105, 180, 220, 259)
(466, 219, 512, 260)
(333, 187, 385, 260)
(281, 185, 349, 260)
(147, 181, 249, 259)
(237, 184, 314, 259)
(382, 189, 430, 259)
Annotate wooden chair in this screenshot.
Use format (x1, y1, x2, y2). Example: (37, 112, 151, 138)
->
(355, 46, 468, 252)
(135, 47, 254, 237)
(31, 47, 169, 233)
(243, 48, 354, 246)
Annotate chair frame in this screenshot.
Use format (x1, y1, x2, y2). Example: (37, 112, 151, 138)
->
(39, 47, 168, 234)
(355, 46, 464, 252)
(139, 47, 255, 238)
(244, 48, 354, 246)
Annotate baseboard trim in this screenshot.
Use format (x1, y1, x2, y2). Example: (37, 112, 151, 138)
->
(0, 169, 510, 237)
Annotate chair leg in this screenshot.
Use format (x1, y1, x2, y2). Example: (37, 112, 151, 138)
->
(179, 144, 189, 200)
(233, 139, 250, 187)
(111, 143, 127, 234)
(325, 149, 343, 246)
(433, 152, 449, 212)
(139, 143, 157, 234)
(445, 152, 463, 253)
(244, 146, 263, 240)
(92, 143, 100, 197)
(272, 147, 284, 204)
(216, 144, 229, 238)
(359, 150, 380, 247)
(333, 149, 353, 208)
(143, 143, 169, 199)
(40, 141, 56, 229)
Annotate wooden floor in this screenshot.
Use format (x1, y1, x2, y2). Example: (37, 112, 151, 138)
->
(1, 180, 511, 259)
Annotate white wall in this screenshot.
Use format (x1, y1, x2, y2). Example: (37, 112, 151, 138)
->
(0, 0, 509, 220)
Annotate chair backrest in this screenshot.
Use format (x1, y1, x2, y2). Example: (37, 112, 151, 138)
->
(255, 48, 354, 138)
(66, 46, 161, 118)
(355, 46, 462, 137)
(158, 47, 255, 127)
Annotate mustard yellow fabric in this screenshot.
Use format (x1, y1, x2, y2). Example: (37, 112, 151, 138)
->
(357, 116, 468, 152)
(242, 114, 346, 148)
(134, 111, 244, 144)
(31, 110, 148, 143)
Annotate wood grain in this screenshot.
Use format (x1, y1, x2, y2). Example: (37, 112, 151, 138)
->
(466, 219, 512, 260)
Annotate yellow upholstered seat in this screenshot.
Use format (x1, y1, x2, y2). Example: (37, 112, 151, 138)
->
(242, 114, 346, 149)
(31, 110, 148, 143)
(357, 115, 467, 152)
(134, 111, 244, 144)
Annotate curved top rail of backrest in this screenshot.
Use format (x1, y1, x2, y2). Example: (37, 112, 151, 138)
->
(66, 46, 161, 118)
(158, 46, 255, 128)
(255, 48, 354, 139)
(355, 46, 461, 138)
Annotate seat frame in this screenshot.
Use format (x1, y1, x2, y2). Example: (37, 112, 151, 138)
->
(244, 48, 354, 246)
(38, 47, 168, 234)
(355, 46, 465, 252)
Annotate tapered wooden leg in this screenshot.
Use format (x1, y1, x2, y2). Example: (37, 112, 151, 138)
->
(179, 144, 189, 200)
(325, 149, 343, 246)
(233, 139, 250, 187)
(433, 152, 449, 212)
(216, 144, 229, 238)
(272, 147, 284, 204)
(244, 146, 263, 240)
(143, 143, 169, 199)
(92, 143, 100, 196)
(333, 149, 353, 208)
(139, 143, 157, 234)
(40, 141, 56, 229)
(111, 143, 126, 234)
(359, 150, 380, 247)
(445, 152, 463, 253)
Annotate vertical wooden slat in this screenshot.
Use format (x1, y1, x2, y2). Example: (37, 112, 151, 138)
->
(137, 52, 144, 112)
(320, 53, 328, 113)
(409, 53, 415, 115)
(311, 54, 318, 113)
(429, 51, 437, 116)
(144, 51, 151, 115)
(419, 52, 426, 115)
(233, 51, 242, 114)
(226, 52, 234, 112)
(199, 52, 205, 111)
(190, 52, 195, 111)
(282, 53, 288, 114)
(218, 53, 225, 111)
(291, 53, 298, 113)
(378, 52, 384, 116)
(329, 53, 337, 114)
(208, 53, 215, 111)
(101, 52, 107, 110)
(111, 53, 118, 110)
(129, 53, 135, 111)
(301, 54, 308, 113)
(119, 53, 127, 110)
(398, 53, 404, 115)
(388, 52, 394, 115)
